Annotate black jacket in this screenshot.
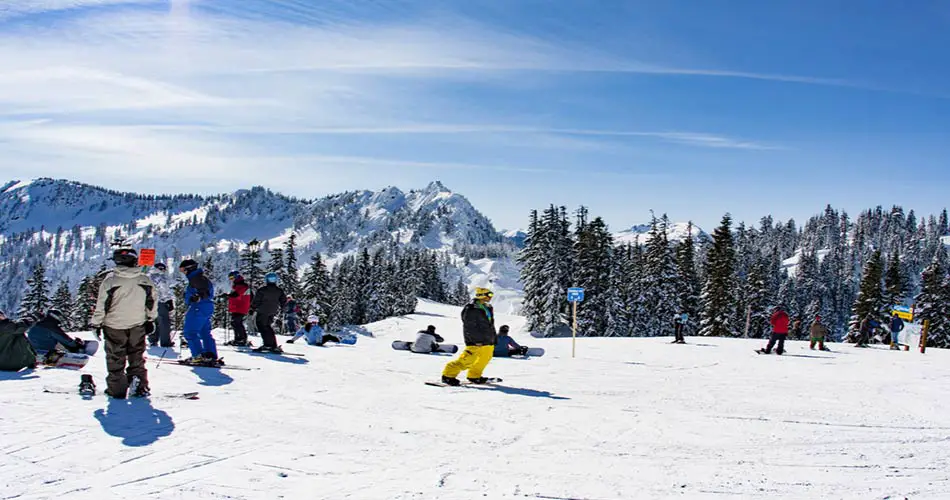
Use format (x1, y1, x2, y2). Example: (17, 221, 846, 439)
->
(0, 319, 36, 371)
(251, 283, 287, 316)
(461, 301, 496, 346)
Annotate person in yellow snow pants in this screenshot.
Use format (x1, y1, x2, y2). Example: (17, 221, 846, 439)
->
(443, 345, 494, 380)
(441, 287, 497, 386)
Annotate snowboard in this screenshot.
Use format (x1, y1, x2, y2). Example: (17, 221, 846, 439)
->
(44, 387, 199, 400)
(39, 351, 91, 369)
(425, 377, 503, 387)
(517, 347, 545, 357)
(392, 340, 459, 354)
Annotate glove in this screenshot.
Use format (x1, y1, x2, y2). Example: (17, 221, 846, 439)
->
(286, 338, 295, 344)
(94, 327, 102, 341)
(227, 291, 238, 298)
(165, 300, 174, 312)
(74, 338, 86, 350)
(144, 321, 156, 335)
(189, 294, 200, 304)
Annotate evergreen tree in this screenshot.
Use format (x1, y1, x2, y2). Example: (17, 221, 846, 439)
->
(268, 247, 285, 283)
(699, 214, 737, 337)
(642, 214, 681, 336)
(847, 249, 885, 343)
(883, 251, 907, 308)
(573, 215, 613, 336)
(240, 240, 265, 291)
(51, 281, 74, 330)
(71, 276, 96, 330)
(606, 244, 644, 337)
(301, 253, 332, 325)
(914, 252, 949, 348)
(518, 210, 545, 332)
(537, 206, 574, 336)
(284, 233, 300, 298)
(452, 276, 469, 306)
(675, 222, 701, 325)
(18, 262, 51, 317)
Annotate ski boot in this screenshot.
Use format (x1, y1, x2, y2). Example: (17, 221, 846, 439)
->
(467, 377, 490, 385)
(129, 376, 150, 398)
(79, 374, 96, 396)
(43, 350, 65, 366)
(254, 345, 283, 354)
(441, 376, 460, 386)
(201, 352, 224, 367)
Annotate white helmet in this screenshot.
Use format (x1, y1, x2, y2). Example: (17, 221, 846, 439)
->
(307, 315, 319, 324)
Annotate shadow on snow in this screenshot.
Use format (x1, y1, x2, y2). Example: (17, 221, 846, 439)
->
(467, 384, 570, 400)
(94, 398, 174, 447)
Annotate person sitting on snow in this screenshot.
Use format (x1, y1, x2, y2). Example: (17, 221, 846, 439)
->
(0, 310, 40, 371)
(287, 315, 342, 346)
(27, 309, 87, 363)
(494, 325, 528, 357)
(411, 325, 445, 354)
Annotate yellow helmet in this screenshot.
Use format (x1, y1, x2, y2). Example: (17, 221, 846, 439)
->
(474, 287, 494, 301)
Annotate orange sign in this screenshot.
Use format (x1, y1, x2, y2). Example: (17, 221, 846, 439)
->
(138, 248, 156, 267)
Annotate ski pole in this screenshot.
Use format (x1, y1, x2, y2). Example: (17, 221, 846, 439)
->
(156, 348, 167, 368)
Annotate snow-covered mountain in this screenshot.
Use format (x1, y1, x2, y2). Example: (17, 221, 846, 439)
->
(0, 178, 516, 312)
(613, 221, 705, 246)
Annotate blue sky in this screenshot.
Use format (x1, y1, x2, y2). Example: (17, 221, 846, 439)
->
(0, 0, 948, 232)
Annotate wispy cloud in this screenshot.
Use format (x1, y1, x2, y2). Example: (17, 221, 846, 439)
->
(0, 0, 151, 21)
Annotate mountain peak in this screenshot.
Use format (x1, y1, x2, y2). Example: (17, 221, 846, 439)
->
(424, 180, 450, 194)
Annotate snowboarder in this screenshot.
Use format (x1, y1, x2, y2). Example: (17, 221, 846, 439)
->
(27, 309, 88, 362)
(90, 248, 158, 398)
(809, 315, 830, 351)
(250, 272, 287, 353)
(284, 296, 301, 335)
(178, 259, 220, 365)
(672, 312, 688, 344)
(856, 314, 879, 348)
(442, 287, 497, 385)
(225, 271, 252, 346)
(0, 310, 39, 371)
(287, 315, 341, 346)
(758, 306, 790, 355)
(889, 312, 905, 350)
(147, 262, 175, 347)
(494, 325, 528, 357)
(411, 325, 445, 354)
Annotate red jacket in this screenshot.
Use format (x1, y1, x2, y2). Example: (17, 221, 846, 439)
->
(770, 310, 790, 334)
(228, 279, 252, 314)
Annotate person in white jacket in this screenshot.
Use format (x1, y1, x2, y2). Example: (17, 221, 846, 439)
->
(90, 248, 158, 399)
(411, 325, 444, 353)
(147, 262, 175, 347)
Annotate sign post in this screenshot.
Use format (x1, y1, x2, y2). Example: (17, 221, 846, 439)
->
(567, 287, 585, 358)
(138, 248, 156, 267)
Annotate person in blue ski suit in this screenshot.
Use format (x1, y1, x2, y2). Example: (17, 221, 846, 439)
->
(494, 325, 527, 357)
(287, 315, 341, 346)
(178, 259, 218, 363)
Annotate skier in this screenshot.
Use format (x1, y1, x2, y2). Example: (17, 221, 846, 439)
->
(442, 287, 497, 385)
(856, 314, 879, 347)
(250, 272, 287, 353)
(284, 296, 301, 334)
(0, 310, 39, 371)
(287, 315, 341, 346)
(888, 312, 905, 350)
(90, 248, 158, 398)
(27, 309, 88, 362)
(411, 325, 445, 354)
(758, 306, 790, 355)
(225, 271, 252, 347)
(178, 259, 220, 365)
(147, 262, 175, 347)
(672, 312, 688, 344)
(809, 315, 830, 351)
(494, 325, 528, 357)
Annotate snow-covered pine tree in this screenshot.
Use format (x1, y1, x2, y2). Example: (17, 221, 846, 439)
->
(794, 251, 822, 339)
(606, 243, 642, 337)
(642, 214, 681, 336)
(675, 222, 701, 327)
(914, 251, 949, 348)
(301, 253, 332, 325)
(51, 281, 74, 330)
(699, 214, 737, 337)
(18, 262, 51, 317)
(171, 274, 187, 331)
(283, 233, 299, 298)
(452, 277, 468, 306)
(537, 205, 573, 336)
(394, 251, 421, 317)
(517, 209, 544, 332)
(846, 249, 885, 343)
(883, 250, 908, 308)
(71, 275, 96, 329)
(240, 241, 265, 291)
(573, 213, 613, 337)
(268, 247, 285, 283)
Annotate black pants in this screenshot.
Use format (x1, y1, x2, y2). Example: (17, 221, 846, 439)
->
(104, 325, 148, 396)
(148, 302, 173, 347)
(674, 324, 685, 343)
(256, 314, 278, 348)
(231, 313, 248, 344)
(764, 332, 788, 354)
(313, 334, 340, 346)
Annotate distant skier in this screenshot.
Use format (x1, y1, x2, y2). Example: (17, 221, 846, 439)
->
(178, 259, 220, 365)
(411, 325, 445, 354)
(809, 315, 830, 351)
(90, 248, 158, 398)
(147, 262, 175, 347)
(225, 271, 252, 347)
(856, 314, 879, 348)
(250, 272, 287, 353)
(287, 315, 341, 346)
(285, 296, 301, 334)
(28, 309, 88, 362)
(442, 287, 497, 385)
(494, 325, 528, 357)
(0, 310, 39, 371)
(889, 312, 905, 350)
(758, 306, 790, 355)
(672, 312, 688, 344)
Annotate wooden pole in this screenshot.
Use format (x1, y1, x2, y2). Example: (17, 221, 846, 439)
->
(920, 319, 929, 354)
(572, 301, 577, 358)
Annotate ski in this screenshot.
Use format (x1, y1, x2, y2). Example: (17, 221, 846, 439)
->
(170, 360, 256, 371)
(425, 377, 503, 388)
(44, 387, 199, 400)
(245, 349, 305, 357)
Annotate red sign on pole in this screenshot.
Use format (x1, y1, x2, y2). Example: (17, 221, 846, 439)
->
(138, 248, 156, 267)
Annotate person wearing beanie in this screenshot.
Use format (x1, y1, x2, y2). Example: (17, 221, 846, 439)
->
(494, 324, 528, 357)
(90, 247, 158, 398)
(442, 287, 497, 385)
(411, 325, 445, 354)
(287, 315, 341, 346)
(178, 259, 220, 365)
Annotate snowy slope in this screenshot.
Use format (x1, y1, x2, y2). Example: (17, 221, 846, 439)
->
(2, 299, 948, 499)
(614, 221, 705, 246)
